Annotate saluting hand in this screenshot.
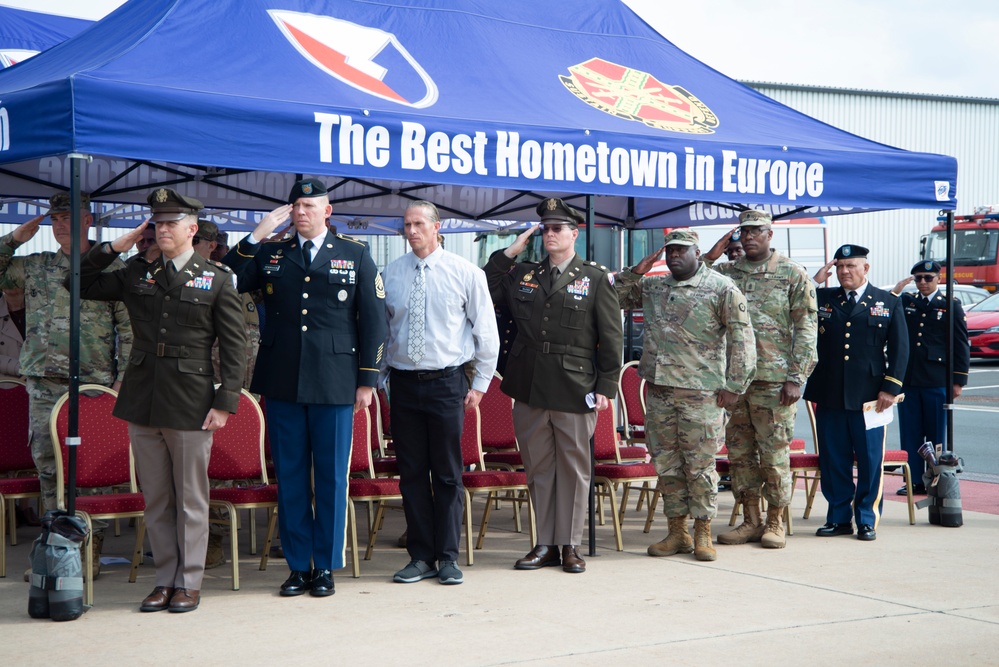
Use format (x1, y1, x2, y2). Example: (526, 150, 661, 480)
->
(632, 245, 666, 276)
(813, 258, 837, 284)
(703, 227, 737, 263)
(12, 214, 45, 244)
(892, 276, 913, 295)
(503, 223, 539, 259)
(111, 220, 151, 253)
(252, 204, 293, 242)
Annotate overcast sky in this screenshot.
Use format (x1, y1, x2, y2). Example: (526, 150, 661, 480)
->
(7, 0, 999, 99)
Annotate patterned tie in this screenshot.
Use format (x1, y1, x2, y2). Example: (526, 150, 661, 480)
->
(302, 239, 314, 267)
(408, 260, 427, 364)
(847, 290, 857, 307)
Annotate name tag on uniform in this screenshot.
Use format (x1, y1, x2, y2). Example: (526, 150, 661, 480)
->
(134, 281, 156, 293)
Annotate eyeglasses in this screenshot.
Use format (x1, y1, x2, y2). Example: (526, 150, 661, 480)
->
(541, 225, 569, 235)
(913, 274, 938, 282)
(738, 226, 770, 238)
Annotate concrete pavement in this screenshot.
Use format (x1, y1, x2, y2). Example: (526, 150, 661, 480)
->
(2, 482, 997, 666)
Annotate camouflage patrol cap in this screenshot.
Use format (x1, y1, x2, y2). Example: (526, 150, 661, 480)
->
(147, 187, 203, 222)
(911, 260, 941, 275)
(536, 198, 584, 227)
(663, 228, 699, 247)
(288, 178, 328, 203)
(48, 191, 91, 214)
(196, 219, 219, 242)
(738, 210, 772, 227)
(834, 244, 869, 260)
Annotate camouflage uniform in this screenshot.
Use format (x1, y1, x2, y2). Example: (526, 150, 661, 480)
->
(713, 250, 817, 506)
(616, 261, 755, 519)
(0, 232, 132, 511)
(211, 292, 260, 390)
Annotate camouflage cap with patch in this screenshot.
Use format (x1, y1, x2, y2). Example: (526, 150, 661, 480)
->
(738, 210, 772, 227)
(536, 197, 584, 227)
(146, 187, 203, 222)
(663, 228, 699, 247)
(48, 191, 91, 214)
(196, 219, 219, 242)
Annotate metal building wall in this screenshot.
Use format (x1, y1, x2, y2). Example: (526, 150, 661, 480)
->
(748, 83, 999, 286)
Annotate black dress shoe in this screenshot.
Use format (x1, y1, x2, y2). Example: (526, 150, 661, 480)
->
(279, 570, 312, 596)
(310, 569, 335, 597)
(815, 522, 854, 537)
(898, 483, 929, 496)
(514, 545, 560, 570)
(857, 524, 877, 541)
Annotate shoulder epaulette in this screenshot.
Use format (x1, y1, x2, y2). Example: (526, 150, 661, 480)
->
(337, 233, 366, 246)
(209, 259, 233, 273)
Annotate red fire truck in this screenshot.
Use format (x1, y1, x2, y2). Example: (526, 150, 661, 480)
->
(921, 206, 999, 292)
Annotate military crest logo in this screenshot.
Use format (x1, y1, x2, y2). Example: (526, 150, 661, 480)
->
(559, 58, 718, 134)
(155, 188, 169, 203)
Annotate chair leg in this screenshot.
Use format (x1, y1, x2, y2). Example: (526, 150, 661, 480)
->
(258, 507, 278, 571)
(901, 464, 916, 525)
(618, 483, 632, 525)
(0, 496, 6, 578)
(79, 512, 94, 607)
(347, 501, 359, 578)
(129, 518, 146, 583)
(601, 480, 624, 551)
(463, 490, 474, 566)
(803, 472, 819, 519)
(366, 501, 389, 561)
(644, 490, 661, 533)
(476, 491, 495, 550)
(249, 509, 257, 555)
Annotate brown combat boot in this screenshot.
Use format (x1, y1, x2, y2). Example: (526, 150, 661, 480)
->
(761, 505, 787, 549)
(647, 516, 694, 557)
(693, 518, 717, 561)
(717, 494, 764, 545)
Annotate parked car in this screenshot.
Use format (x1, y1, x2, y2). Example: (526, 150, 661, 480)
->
(884, 282, 990, 308)
(966, 291, 999, 357)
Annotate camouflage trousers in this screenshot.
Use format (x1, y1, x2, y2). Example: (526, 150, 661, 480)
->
(25, 377, 107, 530)
(725, 381, 794, 506)
(646, 384, 723, 521)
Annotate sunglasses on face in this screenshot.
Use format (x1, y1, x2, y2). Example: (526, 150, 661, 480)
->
(541, 225, 569, 234)
(913, 274, 938, 282)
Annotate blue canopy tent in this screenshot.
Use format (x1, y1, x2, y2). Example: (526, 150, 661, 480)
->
(0, 0, 960, 555)
(0, 0, 956, 230)
(0, 5, 91, 69)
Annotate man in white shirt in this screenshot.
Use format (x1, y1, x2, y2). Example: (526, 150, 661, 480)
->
(382, 200, 499, 586)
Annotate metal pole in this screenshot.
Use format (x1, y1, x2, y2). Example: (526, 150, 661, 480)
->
(585, 195, 597, 556)
(945, 210, 955, 452)
(66, 156, 85, 515)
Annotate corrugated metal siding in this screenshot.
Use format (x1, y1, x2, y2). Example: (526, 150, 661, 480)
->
(749, 84, 999, 285)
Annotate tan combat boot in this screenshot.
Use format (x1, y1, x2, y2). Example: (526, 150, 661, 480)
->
(761, 505, 787, 549)
(205, 532, 226, 569)
(647, 516, 694, 557)
(693, 518, 717, 561)
(717, 494, 764, 545)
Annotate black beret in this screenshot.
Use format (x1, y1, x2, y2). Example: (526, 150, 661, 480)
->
(536, 197, 584, 226)
(833, 244, 869, 260)
(911, 260, 941, 274)
(147, 188, 203, 222)
(288, 178, 328, 203)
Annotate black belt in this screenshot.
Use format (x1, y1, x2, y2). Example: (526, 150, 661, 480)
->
(521, 339, 592, 357)
(134, 341, 212, 360)
(391, 366, 462, 382)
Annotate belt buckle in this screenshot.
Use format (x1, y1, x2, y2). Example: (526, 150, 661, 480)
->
(542, 342, 550, 354)
(156, 343, 165, 357)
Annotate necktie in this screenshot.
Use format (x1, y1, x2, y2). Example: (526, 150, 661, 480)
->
(549, 266, 560, 290)
(922, 296, 931, 307)
(408, 260, 427, 364)
(302, 239, 314, 267)
(847, 290, 857, 307)
(164, 260, 176, 283)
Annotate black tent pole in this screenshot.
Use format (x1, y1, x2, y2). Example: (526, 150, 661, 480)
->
(945, 210, 955, 452)
(66, 155, 86, 516)
(586, 195, 596, 557)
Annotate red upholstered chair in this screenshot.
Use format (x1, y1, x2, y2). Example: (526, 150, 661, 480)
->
(479, 372, 523, 471)
(460, 407, 535, 565)
(51, 385, 145, 606)
(207, 389, 277, 590)
(615, 363, 649, 463)
(591, 403, 659, 550)
(368, 389, 398, 477)
(0, 378, 38, 577)
(345, 406, 403, 577)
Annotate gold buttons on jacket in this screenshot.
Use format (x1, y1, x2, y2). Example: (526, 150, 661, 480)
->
(303, 293, 309, 299)
(844, 355, 850, 360)
(305, 276, 311, 283)
(302, 326, 308, 332)
(302, 309, 308, 315)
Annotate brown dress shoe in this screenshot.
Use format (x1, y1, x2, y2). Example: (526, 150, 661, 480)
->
(168, 588, 200, 613)
(561, 545, 585, 573)
(140, 586, 175, 612)
(514, 545, 561, 570)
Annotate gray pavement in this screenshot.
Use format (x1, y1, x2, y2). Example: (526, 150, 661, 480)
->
(3, 487, 997, 666)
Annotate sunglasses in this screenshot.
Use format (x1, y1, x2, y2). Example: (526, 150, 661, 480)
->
(913, 274, 938, 282)
(541, 224, 570, 234)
